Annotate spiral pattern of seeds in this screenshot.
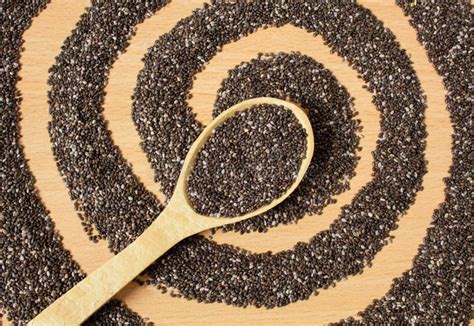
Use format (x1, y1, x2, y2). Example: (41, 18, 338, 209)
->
(1, 0, 471, 324)
(51, 0, 427, 309)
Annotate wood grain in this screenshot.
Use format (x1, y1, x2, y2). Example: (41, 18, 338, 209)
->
(4, 0, 451, 324)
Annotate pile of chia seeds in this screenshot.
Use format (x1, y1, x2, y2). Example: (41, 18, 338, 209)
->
(187, 104, 308, 217)
(0, 0, 150, 324)
(83, 300, 151, 326)
(1, 0, 471, 324)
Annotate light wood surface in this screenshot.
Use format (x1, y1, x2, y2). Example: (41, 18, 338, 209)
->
(5, 0, 451, 324)
(29, 97, 314, 325)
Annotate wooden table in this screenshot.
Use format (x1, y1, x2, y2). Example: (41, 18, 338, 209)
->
(5, 0, 451, 324)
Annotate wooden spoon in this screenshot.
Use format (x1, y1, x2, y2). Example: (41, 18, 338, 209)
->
(29, 97, 314, 325)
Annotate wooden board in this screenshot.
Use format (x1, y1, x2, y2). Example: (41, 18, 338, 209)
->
(4, 0, 452, 324)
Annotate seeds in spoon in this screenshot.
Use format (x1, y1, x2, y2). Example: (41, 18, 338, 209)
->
(187, 104, 307, 217)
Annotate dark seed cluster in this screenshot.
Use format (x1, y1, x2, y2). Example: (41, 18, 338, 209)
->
(0, 1, 149, 324)
(337, 1, 473, 324)
(187, 104, 307, 217)
(84, 300, 151, 326)
(48, 0, 431, 313)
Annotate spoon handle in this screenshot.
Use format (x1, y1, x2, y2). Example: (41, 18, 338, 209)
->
(29, 205, 190, 325)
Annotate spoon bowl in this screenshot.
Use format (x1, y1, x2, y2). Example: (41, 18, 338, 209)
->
(29, 97, 314, 325)
(174, 97, 314, 226)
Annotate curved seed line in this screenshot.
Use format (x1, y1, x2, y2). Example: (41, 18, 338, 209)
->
(48, 1, 171, 254)
(340, 1, 470, 323)
(101, 0, 204, 205)
(18, 0, 109, 277)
